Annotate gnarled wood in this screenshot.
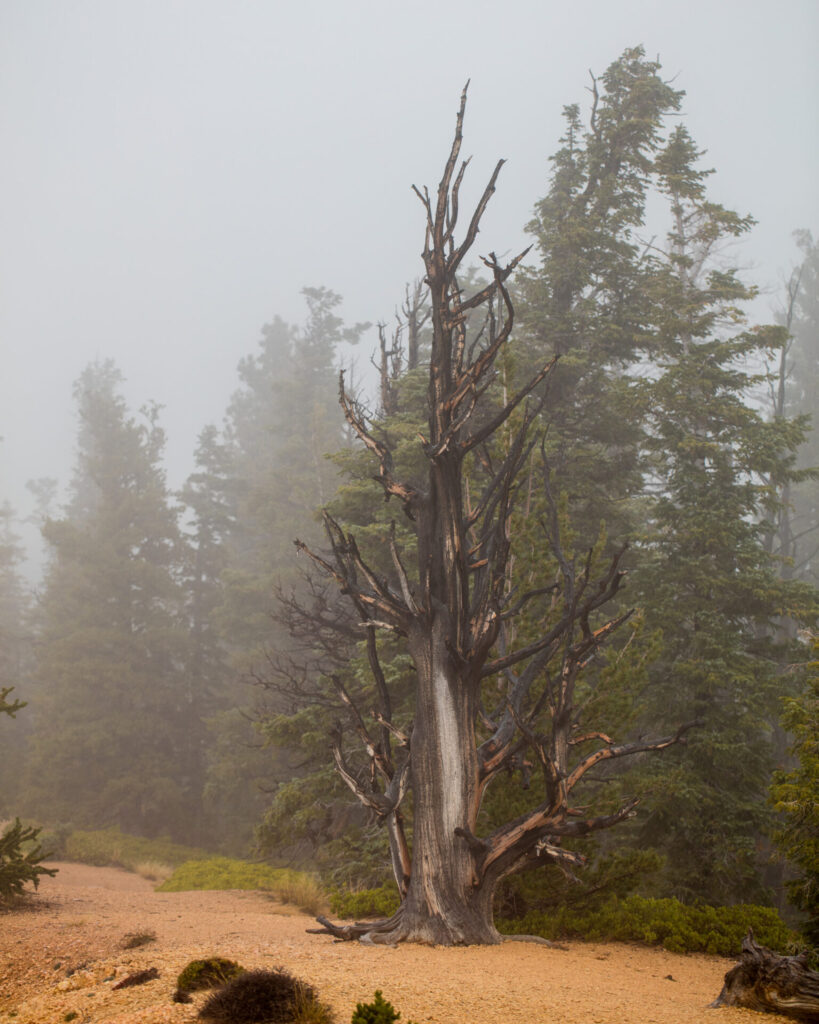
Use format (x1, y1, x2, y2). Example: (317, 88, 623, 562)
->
(710, 930, 819, 1022)
(290, 86, 693, 946)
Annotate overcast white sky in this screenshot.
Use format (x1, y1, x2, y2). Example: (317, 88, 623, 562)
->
(1, 0, 817, 573)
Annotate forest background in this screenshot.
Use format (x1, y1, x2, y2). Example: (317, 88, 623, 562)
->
(0, 16, 817, 946)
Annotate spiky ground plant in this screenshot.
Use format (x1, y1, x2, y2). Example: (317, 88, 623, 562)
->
(198, 968, 333, 1024)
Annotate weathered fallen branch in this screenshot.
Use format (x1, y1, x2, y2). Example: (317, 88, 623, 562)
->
(710, 930, 819, 1022)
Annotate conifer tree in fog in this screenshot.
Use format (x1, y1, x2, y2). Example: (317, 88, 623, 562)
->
(770, 232, 819, 588)
(515, 52, 815, 904)
(217, 287, 367, 664)
(0, 505, 28, 715)
(183, 290, 368, 848)
(25, 362, 197, 838)
(519, 47, 682, 548)
(631, 127, 816, 902)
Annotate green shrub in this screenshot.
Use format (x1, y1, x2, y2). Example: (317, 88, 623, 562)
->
(176, 957, 245, 993)
(498, 894, 796, 956)
(158, 856, 327, 913)
(329, 885, 401, 920)
(36, 822, 73, 860)
(351, 991, 415, 1024)
(0, 819, 57, 903)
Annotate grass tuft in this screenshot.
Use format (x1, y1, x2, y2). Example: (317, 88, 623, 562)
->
(133, 860, 173, 883)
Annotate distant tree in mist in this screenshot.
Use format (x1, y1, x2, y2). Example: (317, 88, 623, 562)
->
(22, 362, 198, 838)
(0, 504, 32, 814)
(767, 232, 819, 588)
(180, 289, 369, 850)
(0, 504, 29, 713)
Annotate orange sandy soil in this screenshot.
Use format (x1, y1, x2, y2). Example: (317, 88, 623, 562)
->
(0, 862, 790, 1024)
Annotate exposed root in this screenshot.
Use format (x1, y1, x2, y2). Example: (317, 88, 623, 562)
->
(306, 905, 504, 946)
(307, 909, 404, 943)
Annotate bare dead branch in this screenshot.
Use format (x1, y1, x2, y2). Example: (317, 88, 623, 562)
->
(338, 371, 420, 514)
(565, 720, 701, 792)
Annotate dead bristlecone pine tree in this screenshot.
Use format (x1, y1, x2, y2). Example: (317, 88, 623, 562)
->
(286, 84, 696, 947)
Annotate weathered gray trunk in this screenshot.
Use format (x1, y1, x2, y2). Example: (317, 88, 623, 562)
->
(396, 615, 500, 944)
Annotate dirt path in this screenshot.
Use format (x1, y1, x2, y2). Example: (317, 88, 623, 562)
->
(0, 862, 789, 1024)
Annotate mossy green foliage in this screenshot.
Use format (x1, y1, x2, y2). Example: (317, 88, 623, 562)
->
(351, 990, 415, 1024)
(176, 957, 244, 993)
(64, 826, 207, 870)
(329, 885, 401, 921)
(0, 685, 25, 718)
(199, 968, 332, 1024)
(0, 818, 57, 903)
(498, 894, 795, 956)
(158, 856, 325, 912)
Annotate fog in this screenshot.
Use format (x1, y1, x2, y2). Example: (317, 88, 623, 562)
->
(1, 0, 817, 573)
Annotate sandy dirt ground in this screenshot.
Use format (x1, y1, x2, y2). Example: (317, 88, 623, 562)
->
(0, 862, 792, 1024)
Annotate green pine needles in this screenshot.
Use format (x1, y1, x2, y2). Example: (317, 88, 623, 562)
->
(351, 991, 415, 1024)
(0, 818, 57, 903)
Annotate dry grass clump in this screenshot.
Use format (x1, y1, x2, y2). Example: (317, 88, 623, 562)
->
(134, 859, 174, 883)
(272, 873, 328, 916)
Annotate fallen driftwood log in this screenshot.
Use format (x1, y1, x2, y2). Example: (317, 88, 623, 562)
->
(710, 930, 819, 1022)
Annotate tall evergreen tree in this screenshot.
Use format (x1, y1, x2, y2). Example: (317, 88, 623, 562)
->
(218, 287, 367, 663)
(24, 362, 196, 838)
(631, 126, 814, 902)
(174, 425, 237, 844)
(520, 47, 682, 547)
(188, 289, 368, 850)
